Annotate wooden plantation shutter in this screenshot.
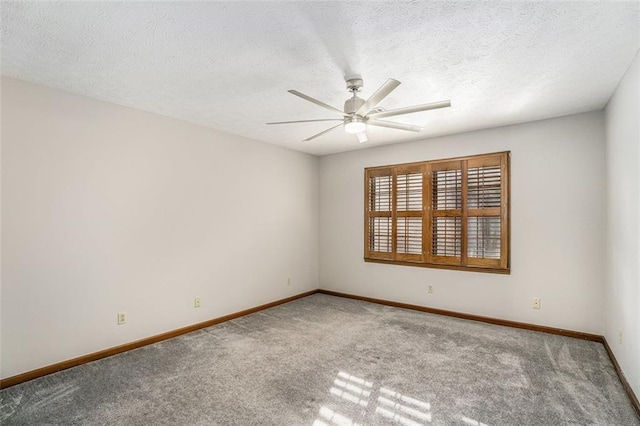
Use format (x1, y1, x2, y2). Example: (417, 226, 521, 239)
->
(466, 154, 509, 269)
(427, 160, 463, 266)
(364, 152, 510, 273)
(365, 168, 394, 260)
(395, 165, 424, 262)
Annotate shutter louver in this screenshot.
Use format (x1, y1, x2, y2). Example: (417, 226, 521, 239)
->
(468, 165, 501, 209)
(433, 217, 462, 256)
(397, 217, 422, 255)
(468, 217, 501, 258)
(396, 172, 422, 211)
(433, 169, 461, 209)
(371, 175, 392, 212)
(370, 217, 392, 252)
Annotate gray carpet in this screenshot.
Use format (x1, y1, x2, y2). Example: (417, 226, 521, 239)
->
(1, 294, 637, 425)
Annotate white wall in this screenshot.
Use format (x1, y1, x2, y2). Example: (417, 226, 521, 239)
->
(3, 70, 633, 390)
(0, 77, 319, 379)
(320, 112, 605, 334)
(604, 50, 639, 398)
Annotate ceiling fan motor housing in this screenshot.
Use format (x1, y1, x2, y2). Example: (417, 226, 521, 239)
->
(344, 96, 365, 115)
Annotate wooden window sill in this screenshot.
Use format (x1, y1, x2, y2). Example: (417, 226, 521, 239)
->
(364, 257, 511, 274)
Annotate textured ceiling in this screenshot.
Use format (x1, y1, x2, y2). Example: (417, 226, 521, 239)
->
(2, 2, 639, 156)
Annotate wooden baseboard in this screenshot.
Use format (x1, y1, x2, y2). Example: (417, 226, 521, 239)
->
(317, 289, 602, 341)
(602, 337, 640, 418)
(0, 290, 317, 390)
(3, 288, 639, 420)
(317, 289, 639, 419)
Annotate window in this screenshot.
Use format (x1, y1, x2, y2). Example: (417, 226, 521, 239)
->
(365, 152, 510, 273)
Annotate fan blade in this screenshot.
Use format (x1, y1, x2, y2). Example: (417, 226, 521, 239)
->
(367, 100, 451, 119)
(304, 123, 343, 141)
(267, 119, 343, 125)
(288, 90, 347, 116)
(367, 119, 422, 132)
(355, 78, 401, 116)
(356, 132, 368, 143)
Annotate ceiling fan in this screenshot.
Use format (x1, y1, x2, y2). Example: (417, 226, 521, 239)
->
(267, 76, 451, 143)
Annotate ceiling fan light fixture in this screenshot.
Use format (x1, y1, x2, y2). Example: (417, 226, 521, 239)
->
(344, 117, 366, 134)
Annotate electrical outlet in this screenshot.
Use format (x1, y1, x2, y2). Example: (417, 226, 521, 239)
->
(618, 329, 623, 344)
(287, 277, 291, 286)
(427, 285, 434, 293)
(194, 297, 201, 308)
(532, 298, 541, 309)
(117, 312, 127, 325)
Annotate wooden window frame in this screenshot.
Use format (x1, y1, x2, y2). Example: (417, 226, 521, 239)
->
(364, 151, 510, 274)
